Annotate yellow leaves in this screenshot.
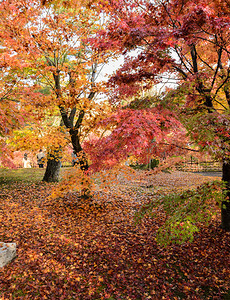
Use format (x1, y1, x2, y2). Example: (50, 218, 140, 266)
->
(214, 90, 229, 112)
(50, 166, 94, 199)
(10, 122, 68, 153)
(88, 287, 95, 296)
(98, 276, 104, 282)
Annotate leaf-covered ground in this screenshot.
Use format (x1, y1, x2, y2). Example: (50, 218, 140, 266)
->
(0, 170, 229, 299)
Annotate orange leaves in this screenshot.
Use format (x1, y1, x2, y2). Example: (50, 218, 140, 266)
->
(0, 0, 117, 170)
(0, 170, 230, 299)
(9, 123, 68, 155)
(50, 165, 93, 199)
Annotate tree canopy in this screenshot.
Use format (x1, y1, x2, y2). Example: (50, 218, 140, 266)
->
(0, 0, 230, 231)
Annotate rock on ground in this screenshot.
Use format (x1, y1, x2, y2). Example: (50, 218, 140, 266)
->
(0, 242, 16, 267)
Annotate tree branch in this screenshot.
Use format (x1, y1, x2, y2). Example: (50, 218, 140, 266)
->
(173, 46, 193, 75)
(196, 52, 214, 71)
(190, 44, 198, 73)
(160, 142, 200, 152)
(172, 64, 188, 79)
(211, 47, 223, 89)
(74, 109, 85, 130)
(59, 105, 71, 129)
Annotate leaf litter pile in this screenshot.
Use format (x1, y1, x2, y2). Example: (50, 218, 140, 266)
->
(0, 170, 229, 299)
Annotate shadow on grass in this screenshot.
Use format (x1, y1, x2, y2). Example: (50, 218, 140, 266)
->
(0, 167, 72, 188)
(0, 168, 46, 185)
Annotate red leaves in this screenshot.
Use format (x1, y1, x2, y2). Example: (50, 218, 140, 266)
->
(0, 172, 229, 299)
(99, 0, 230, 108)
(178, 4, 208, 36)
(84, 106, 186, 172)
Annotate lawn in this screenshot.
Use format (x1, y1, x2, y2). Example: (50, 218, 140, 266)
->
(0, 168, 229, 299)
(0, 168, 46, 185)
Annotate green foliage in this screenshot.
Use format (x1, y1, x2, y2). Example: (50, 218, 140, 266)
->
(136, 181, 226, 246)
(36, 86, 51, 95)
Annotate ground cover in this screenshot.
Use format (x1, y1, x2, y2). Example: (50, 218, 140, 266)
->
(0, 168, 46, 185)
(0, 168, 229, 299)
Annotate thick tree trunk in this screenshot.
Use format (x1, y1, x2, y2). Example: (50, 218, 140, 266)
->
(42, 148, 62, 183)
(221, 160, 230, 231)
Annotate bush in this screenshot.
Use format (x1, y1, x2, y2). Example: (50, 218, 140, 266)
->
(135, 180, 226, 246)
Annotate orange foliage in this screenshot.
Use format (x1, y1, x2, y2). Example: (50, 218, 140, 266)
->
(0, 171, 229, 299)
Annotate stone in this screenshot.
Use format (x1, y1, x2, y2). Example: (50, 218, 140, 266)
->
(0, 242, 16, 267)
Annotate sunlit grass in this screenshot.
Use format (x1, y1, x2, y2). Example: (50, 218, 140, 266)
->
(0, 168, 45, 184)
(0, 167, 72, 185)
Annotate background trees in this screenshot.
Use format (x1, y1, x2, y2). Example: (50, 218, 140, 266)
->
(0, 26, 32, 167)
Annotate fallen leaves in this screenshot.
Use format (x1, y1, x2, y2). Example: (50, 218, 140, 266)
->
(0, 171, 229, 299)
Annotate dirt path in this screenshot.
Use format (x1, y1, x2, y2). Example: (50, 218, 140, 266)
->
(93, 170, 222, 214)
(119, 170, 221, 191)
(193, 171, 222, 177)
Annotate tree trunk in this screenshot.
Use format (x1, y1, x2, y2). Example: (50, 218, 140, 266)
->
(221, 160, 230, 231)
(70, 128, 91, 199)
(42, 148, 62, 183)
(70, 128, 88, 171)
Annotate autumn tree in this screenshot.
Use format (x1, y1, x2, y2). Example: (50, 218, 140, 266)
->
(84, 97, 188, 172)
(94, 0, 230, 230)
(0, 34, 33, 167)
(0, 0, 112, 183)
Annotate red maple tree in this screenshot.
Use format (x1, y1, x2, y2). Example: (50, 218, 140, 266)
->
(94, 0, 230, 230)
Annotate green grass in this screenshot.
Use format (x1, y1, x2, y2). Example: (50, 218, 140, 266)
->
(0, 167, 72, 186)
(0, 168, 46, 185)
